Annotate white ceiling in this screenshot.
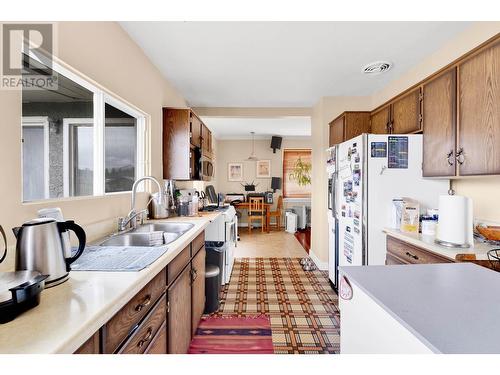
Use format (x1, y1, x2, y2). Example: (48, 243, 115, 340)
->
(120, 21, 471, 107)
(201, 116, 311, 139)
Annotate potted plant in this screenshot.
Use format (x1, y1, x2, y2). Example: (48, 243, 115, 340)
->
(289, 157, 312, 186)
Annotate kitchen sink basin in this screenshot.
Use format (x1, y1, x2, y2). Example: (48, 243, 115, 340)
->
(97, 222, 194, 247)
(98, 233, 160, 247)
(133, 222, 194, 235)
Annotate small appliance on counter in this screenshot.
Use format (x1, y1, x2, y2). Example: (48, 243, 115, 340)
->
(0, 224, 49, 323)
(435, 194, 473, 248)
(13, 218, 86, 287)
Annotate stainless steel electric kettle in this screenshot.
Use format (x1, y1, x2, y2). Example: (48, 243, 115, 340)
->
(13, 218, 86, 287)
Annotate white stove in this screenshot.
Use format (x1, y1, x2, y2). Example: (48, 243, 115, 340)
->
(205, 205, 237, 284)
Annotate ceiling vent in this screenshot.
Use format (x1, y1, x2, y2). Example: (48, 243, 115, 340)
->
(362, 61, 392, 75)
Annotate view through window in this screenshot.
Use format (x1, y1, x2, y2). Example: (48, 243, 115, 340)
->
(282, 149, 312, 198)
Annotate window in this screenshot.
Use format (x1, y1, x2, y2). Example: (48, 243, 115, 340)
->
(283, 149, 312, 199)
(21, 53, 146, 202)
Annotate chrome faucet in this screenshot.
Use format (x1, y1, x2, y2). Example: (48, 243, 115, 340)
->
(118, 176, 167, 232)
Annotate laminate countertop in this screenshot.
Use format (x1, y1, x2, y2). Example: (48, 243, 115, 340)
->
(0, 212, 221, 354)
(340, 263, 500, 354)
(383, 227, 497, 261)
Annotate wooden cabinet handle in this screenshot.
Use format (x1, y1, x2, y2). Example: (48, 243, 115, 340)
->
(447, 150, 454, 166)
(135, 294, 152, 312)
(190, 269, 198, 284)
(405, 251, 419, 260)
(137, 327, 154, 348)
(456, 148, 465, 165)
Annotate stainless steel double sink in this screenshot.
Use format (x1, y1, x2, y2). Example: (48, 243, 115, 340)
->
(97, 222, 195, 247)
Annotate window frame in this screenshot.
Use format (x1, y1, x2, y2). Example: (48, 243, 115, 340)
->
(22, 51, 148, 202)
(21, 116, 50, 201)
(282, 148, 312, 200)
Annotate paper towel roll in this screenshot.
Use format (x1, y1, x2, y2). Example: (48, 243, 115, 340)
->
(436, 195, 473, 247)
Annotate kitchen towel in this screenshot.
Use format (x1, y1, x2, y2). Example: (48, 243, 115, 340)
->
(71, 245, 168, 271)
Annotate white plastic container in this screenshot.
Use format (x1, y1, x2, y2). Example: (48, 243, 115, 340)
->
(285, 212, 298, 233)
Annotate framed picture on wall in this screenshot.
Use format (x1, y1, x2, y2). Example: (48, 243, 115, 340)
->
(228, 162, 243, 181)
(256, 159, 271, 178)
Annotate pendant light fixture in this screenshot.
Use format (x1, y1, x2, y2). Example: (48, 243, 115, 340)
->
(247, 131, 258, 161)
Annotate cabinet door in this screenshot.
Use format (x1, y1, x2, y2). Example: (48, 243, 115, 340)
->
(167, 266, 192, 354)
(145, 323, 167, 354)
(190, 113, 202, 148)
(74, 332, 100, 354)
(201, 124, 211, 158)
(386, 252, 407, 265)
(391, 88, 422, 134)
(191, 246, 206, 335)
(370, 106, 391, 134)
(344, 112, 371, 141)
(162, 108, 190, 180)
(458, 40, 500, 176)
(329, 116, 344, 146)
(422, 68, 457, 177)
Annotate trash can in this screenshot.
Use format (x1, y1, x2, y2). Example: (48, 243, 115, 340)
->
(204, 264, 221, 314)
(205, 241, 227, 286)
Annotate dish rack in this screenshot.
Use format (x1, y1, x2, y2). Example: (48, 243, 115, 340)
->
(487, 249, 500, 271)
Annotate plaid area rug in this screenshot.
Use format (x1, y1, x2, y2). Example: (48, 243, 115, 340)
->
(188, 315, 274, 354)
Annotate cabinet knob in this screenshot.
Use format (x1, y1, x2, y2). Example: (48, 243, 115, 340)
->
(447, 150, 454, 166)
(405, 251, 419, 260)
(456, 148, 465, 165)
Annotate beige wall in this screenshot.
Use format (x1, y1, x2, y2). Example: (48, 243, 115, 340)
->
(0, 22, 187, 271)
(215, 137, 312, 224)
(310, 22, 500, 267)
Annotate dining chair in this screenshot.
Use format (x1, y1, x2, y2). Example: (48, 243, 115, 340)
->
(269, 195, 283, 231)
(248, 197, 265, 233)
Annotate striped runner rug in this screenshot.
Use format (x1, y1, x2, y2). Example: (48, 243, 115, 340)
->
(188, 315, 274, 354)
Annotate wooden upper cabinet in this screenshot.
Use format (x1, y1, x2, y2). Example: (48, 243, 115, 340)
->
(458, 39, 500, 176)
(344, 112, 371, 140)
(329, 116, 344, 146)
(190, 112, 202, 148)
(422, 68, 457, 177)
(163, 108, 191, 180)
(370, 106, 391, 134)
(201, 124, 211, 158)
(391, 88, 422, 134)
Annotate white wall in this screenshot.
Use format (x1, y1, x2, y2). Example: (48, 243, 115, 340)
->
(0, 22, 187, 271)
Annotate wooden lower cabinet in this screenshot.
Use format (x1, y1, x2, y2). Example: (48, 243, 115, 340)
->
(73, 230, 206, 355)
(74, 332, 100, 354)
(191, 246, 206, 335)
(145, 323, 167, 354)
(386, 236, 453, 265)
(167, 265, 192, 354)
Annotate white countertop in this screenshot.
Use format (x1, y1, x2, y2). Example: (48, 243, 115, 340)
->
(340, 263, 500, 353)
(383, 227, 497, 261)
(0, 212, 221, 354)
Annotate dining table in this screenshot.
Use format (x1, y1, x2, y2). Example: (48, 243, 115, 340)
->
(233, 201, 273, 233)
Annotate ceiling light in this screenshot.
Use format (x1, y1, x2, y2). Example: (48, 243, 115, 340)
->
(247, 132, 258, 161)
(362, 61, 392, 75)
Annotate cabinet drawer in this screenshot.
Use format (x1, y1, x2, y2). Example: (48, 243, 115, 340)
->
(119, 295, 167, 354)
(145, 322, 167, 354)
(191, 231, 205, 256)
(74, 332, 100, 354)
(168, 244, 191, 285)
(103, 270, 167, 353)
(387, 236, 453, 264)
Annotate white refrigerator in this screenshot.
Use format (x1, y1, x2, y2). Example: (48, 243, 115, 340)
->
(335, 134, 449, 267)
(326, 146, 339, 290)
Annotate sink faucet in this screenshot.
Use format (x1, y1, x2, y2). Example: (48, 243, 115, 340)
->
(118, 176, 166, 232)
